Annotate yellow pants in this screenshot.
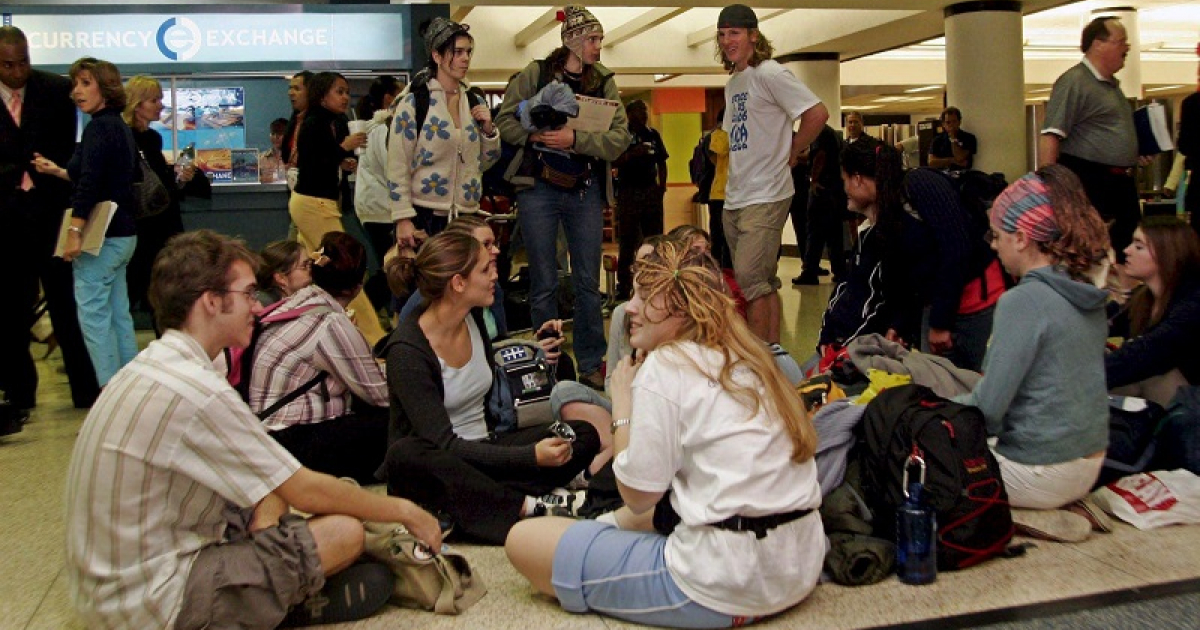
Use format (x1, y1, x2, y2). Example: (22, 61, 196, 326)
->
(288, 191, 386, 347)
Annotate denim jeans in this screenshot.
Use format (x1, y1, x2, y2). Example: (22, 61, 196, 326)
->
(517, 179, 606, 374)
(73, 235, 138, 386)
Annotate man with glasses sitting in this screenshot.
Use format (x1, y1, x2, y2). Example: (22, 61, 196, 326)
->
(64, 229, 442, 629)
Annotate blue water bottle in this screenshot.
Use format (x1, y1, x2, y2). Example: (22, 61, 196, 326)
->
(896, 453, 937, 585)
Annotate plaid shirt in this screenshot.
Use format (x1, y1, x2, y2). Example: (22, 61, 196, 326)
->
(250, 285, 388, 430)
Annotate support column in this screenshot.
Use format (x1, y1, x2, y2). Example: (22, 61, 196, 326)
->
(945, 1, 1025, 181)
(1091, 7, 1142, 99)
(778, 53, 841, 129)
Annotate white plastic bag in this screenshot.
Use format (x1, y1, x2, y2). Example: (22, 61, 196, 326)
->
(1091, 469, 1200, 530)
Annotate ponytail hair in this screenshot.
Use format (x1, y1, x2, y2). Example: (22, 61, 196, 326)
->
(841, 141, 905, 246)
(385, 231, 483, 304)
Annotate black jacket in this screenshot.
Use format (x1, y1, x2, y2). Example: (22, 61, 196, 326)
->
(0, 69, 75, 217)
(1107, 280, 1200, 389)
(67, 107, 137, 237)
(294, 106, 352, 201)
(381, 305, 539, 469)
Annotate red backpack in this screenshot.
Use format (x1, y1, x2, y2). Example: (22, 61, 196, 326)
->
(225, 300, 332, 420)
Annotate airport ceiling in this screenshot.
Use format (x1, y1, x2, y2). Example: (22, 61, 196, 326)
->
(42, 0, 1200, 114)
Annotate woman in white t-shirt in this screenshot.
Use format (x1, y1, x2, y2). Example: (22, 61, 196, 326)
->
(507, 240, 825, 628)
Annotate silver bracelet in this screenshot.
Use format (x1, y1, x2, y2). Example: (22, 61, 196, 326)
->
(611, 417, 631, 434)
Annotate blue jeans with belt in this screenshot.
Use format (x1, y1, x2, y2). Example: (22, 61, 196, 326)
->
(73, 235, 138, 386)
(517, 179, 606, 375)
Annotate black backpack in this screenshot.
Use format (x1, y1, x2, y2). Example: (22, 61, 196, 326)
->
(688, 131, 716, 203)
(857, 384, 1014, 571)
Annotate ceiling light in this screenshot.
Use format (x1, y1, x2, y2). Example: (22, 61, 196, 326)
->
(1028, 87, 1053, 93)
(904, 85, 942, 93)
(653, 74, 679, 83)
(843, 105, 884, 110)
(1145, 85, 1185, 92)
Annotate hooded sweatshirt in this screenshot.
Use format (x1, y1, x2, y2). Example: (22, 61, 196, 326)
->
(953, 265, 1109, 465)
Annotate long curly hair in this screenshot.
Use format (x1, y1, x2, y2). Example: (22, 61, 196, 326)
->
(634, 240, 816, 463)
(1035, 164, 1110, 281)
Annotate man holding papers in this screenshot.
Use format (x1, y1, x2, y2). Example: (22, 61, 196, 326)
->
(497, 5, 630, 391)
(1039, 16, 1144, 261)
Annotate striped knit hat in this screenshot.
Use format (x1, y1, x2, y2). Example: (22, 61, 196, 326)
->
(560, 6, 602, 60)
(990, 172, 1061, 243)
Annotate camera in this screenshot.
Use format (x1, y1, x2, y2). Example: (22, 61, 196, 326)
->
(547, 420, 576, 442)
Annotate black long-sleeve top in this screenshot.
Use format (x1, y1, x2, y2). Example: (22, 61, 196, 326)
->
(381, 305, 539, 470)
(904, 168, 989, 331)
(66, 107, 136, 237)
(294, 106, 351, 201)
(1106, 280, 1200, 389)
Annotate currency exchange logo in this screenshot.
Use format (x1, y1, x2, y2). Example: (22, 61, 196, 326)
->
(156, 17, 201, 61)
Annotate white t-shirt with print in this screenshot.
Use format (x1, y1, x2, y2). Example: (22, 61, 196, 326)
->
(723, 60, 821, 210)
(613, 341, 824, 617)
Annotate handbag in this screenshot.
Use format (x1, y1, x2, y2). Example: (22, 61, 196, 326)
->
(532, 148, 590, 191)
(133, 150, 172, 219)
(362, 520, 486, 614)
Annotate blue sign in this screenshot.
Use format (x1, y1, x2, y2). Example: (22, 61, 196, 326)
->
(3, 5, 410, 70)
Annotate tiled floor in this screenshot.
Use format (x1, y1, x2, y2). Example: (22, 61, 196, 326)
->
(5, 255, 1200, 629)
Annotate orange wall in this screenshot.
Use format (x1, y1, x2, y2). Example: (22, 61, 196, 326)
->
(652, 88, 706, 114)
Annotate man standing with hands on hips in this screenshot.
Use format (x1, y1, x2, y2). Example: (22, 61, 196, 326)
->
(717, 5, 829, 346)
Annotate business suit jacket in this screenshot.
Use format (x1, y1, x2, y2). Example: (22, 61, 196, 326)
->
(1, 68, 76, 228)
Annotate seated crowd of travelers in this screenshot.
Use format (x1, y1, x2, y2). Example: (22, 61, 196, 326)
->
(52, 9, 1200, 630)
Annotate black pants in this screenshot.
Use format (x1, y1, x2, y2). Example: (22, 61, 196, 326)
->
(382, 420, 600, 545)
(1186, 173, 1199, 237)
(128, 208, 185, 332)
(707, 200, 732, 269)
(803, 189, 848, 278)
(1058, 153, 1140, 262)
(616, 185, 665, 299)
(789, 177, 810, 260)
(0, 192, 98, 409)
(270, 410, 389, 486)
(363, 221, 396, 313)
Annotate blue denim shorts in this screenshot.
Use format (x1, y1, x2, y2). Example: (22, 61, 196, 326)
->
(552, 520, 759, 629)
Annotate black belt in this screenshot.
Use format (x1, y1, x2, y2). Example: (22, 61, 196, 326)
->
(710, 509, 813, 539)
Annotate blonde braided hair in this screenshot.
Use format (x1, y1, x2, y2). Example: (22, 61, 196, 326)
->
(635, 240, 817, 463)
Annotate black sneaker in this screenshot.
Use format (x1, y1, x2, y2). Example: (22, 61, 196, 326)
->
(816, 268, 831, 277)
(792, 274, 820, 286)
(531, 490, 578, 518)
(283, 561, 394, 627)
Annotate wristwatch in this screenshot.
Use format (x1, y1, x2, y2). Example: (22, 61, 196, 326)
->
(611, 417, 631, 434)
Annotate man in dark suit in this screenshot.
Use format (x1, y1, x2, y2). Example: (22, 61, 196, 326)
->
(0, 26, 98, 413)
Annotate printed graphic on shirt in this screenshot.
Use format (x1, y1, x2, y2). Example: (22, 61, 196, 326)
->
(729, 91, 749, 153)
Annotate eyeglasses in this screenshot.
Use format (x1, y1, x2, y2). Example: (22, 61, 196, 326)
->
(290, 259, 314, 272)
(215, 286, 259, 303)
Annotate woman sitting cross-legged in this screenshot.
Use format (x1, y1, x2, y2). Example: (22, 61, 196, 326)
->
(953, 165, 1111, 511)
(506, 240, 824, 629)
(379, 231, 602, 544)
(247, 231, 389, 485)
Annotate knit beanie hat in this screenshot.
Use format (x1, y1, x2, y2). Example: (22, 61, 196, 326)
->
(424, 17, 470, 54)
(561, 6, 603, 60)
(990, 172, 1062, 243)
(718, 4, 758, 29)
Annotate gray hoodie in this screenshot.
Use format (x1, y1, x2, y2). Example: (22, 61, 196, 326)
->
(953, 265, 1109, 465)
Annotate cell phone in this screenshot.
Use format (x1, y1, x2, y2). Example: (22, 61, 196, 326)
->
(537, 328, 561, 341)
